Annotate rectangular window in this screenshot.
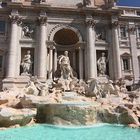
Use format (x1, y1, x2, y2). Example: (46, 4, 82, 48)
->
(137, 11, 140, 16)
(120, 26, 127, 38)
(123, 58, 130, 71)
(0, 21, 5, 34)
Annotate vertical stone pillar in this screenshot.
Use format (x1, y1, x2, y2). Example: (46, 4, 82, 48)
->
(73, 51, 76, 70)
(54, 48, 57, 72)
(79, 47, 84, 79)
(112, 20, 122, 80)
(86, 18, 97, 79)
(6, 15, 21, 78)
(37, 16, 47, 80)
(128, 24, 139, 83)
(49, 46, 53, 79)
(17, 24, 22, 76)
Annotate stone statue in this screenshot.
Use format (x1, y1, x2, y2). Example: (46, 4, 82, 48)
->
(24, 80, 39, 96)
(83, 0, 91, 6)
(21, 50, 32, 75)
(97, 52, 107, 76)
(85, 79, 103, 98)
(58, 51, 74, 80)
(35, 79, 49, 96)
(22, 25, 34, 38)
(96, 33, 102, 41)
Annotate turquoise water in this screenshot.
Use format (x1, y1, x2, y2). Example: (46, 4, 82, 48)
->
(0, 124, 140, 140)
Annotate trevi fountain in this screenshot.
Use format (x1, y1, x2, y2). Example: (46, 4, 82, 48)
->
(0, 50, 139, 139)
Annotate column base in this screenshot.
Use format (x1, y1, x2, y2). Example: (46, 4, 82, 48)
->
(37, 77, 47, 83)
(2, 76, 30, 90)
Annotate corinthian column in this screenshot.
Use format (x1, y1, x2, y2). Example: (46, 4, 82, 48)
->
(6, 15, 21, 78)
(79, 47, 84, 79)
(49, 46, 53, 79)
(112, 20, 122, 80)
(37, 16, 47, 80)
(86, 18, 97, 79)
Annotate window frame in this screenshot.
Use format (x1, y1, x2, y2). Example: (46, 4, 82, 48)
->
(121, 53, 132, 73)
(119, 26, 128, 39)
(0, 20, 6, 35)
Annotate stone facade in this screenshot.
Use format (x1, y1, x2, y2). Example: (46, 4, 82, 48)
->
(0, 0, 140, 89)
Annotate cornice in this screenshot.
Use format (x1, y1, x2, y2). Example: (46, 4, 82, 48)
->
(119, 15, 140, 21)
(6, 2, 121, 15)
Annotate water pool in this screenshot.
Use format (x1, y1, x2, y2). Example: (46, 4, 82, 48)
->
(0, 124, 139, 140)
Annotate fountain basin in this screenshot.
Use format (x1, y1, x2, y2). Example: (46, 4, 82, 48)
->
(0, 124, 140, 140)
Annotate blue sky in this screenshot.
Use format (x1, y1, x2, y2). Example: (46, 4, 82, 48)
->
(117, 0, 140, 7)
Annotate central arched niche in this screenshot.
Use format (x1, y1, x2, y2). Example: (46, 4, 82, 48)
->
(54, 28, 79, 45)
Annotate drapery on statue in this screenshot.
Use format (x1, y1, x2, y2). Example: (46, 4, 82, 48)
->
(58, 51, 74, 80)
(97, 52, 107, 76)
(21, 50, 32, 75)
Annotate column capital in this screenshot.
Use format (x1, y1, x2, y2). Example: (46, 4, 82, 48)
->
(47, 43, 55, 50)
(86, 19, 96, 28)
(111, 20, 119, 28)
(9, 15, 22, 25)
(37, 16, 47, 25)
(76, 42, 85, 49)
(49, 45, 55, 50)
(128, 24, 136, 34)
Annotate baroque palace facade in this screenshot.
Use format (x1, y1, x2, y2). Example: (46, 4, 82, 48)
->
(0, 0, 140, 90)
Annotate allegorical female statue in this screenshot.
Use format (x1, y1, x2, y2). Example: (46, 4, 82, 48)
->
(21, 50, 32, 75)
(58, 51, 74, 80)
(97, 52, 107, 76)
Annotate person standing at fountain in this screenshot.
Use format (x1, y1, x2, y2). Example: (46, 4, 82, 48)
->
(58, 51, 74, 80)
(21, 50, 32, 75)
(97, 52, 107, 76)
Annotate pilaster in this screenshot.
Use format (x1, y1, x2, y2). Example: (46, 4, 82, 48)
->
(128, 23, 139, 83)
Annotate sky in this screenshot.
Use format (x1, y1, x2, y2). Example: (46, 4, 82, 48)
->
(117, 0, 140, 7)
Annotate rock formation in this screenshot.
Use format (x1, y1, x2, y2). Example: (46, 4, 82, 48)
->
(0, 53, 139, 128)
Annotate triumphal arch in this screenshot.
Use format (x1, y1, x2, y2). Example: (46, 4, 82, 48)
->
(0, 0, 140, 90)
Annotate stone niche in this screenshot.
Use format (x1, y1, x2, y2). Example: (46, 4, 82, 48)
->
(20, 48, 34, 76)
(96, 50, 109, 77)
(95, 24, 107, 42)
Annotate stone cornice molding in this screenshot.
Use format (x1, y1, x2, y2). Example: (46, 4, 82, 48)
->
(86, 19, 96, 28)
(9, 15, 22, 25)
